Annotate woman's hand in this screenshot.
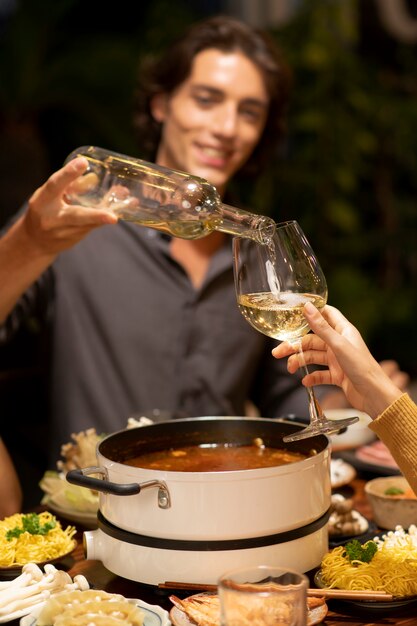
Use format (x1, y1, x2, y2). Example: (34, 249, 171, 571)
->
(272, 302, 404, 419)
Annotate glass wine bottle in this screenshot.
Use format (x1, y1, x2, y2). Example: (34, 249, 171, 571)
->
(64, 146, 275, 243)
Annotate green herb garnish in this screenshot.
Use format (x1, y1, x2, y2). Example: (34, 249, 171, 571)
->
(5, 513, 57, 541)
(343, 539, 378, 564)
(384, 487, 405, 496)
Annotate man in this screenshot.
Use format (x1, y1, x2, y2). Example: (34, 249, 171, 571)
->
(0, 17, 405, 481)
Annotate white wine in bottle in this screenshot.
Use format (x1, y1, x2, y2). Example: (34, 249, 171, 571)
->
(64, 146, 275, 243)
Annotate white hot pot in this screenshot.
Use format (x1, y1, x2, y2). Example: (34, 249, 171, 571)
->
(67, 416, 331, 585)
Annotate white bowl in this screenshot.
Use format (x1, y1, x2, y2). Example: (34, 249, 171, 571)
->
(327, 409, 376, 451)
(365, 476, 417, 530)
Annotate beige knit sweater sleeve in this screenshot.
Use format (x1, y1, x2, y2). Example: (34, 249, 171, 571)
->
(368, 393, 417, 494)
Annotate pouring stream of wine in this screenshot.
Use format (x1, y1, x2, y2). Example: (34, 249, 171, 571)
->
(266, 259, 281, 301)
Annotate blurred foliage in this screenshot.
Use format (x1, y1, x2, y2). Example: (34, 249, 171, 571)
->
(263, 0, 417, 375)
(0, 0, 416, 374)
(0, 0, 201, 221)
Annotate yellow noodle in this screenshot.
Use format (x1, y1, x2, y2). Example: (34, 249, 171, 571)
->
(321, 532, 417, 597)
(0, 511, 76, 567)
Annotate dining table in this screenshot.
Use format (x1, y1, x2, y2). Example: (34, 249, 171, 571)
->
(7, 472, 417, 626)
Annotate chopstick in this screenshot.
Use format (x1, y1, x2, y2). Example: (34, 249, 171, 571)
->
(160, 582, 217, 592)
(307, 588, 394, 601)
(159, 581, 394, 602)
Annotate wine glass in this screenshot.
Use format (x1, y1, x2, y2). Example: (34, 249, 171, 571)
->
(233, 220, 359, 442)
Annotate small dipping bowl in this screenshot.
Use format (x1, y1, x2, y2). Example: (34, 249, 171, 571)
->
(365, 476, 417, 530)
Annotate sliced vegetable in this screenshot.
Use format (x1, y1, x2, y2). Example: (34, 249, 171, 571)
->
(384, 487, 405, 496)
(39, 471, 99, 513)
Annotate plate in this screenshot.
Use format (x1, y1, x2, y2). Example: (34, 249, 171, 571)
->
(0, 541, 77, 580)
(20, 598, 170, 626)
(330, 458, 356, 489)
(336, 449, 401, 477)
(169, 593, 326, 626)
(327, 409, 376, 451)
(42, 497, 98, 529)
(314, 570, 417, 617)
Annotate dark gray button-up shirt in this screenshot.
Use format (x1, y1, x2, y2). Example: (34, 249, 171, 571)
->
(1, 222, 313, 462)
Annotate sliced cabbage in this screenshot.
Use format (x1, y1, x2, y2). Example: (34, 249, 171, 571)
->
(40, 471, 99, 513)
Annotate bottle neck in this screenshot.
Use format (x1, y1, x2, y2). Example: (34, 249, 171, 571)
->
(217, 204, 276, 243)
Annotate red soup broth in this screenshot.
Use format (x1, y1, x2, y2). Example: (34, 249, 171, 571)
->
(124, 443, 307, 472)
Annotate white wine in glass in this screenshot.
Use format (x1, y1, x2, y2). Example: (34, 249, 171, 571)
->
(233, 220, 359, 442)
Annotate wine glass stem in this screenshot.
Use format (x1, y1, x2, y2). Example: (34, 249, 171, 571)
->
(292, 340, 326, 426)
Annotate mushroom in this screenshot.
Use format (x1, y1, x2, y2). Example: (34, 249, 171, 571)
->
(328, 493, 369, 537)
(70, 575, 90, 591)
(0, 563, 90, 620)
(0, 568, 70, 614)
(0, 563, 43, 589)
(0, 589, 52, 616)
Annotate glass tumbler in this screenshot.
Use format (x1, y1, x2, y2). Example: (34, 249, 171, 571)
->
(218, 565, 308, 626)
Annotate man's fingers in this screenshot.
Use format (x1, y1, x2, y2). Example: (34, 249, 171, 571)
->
(31, 158, 89, 204)
(58, 206, 118, 227)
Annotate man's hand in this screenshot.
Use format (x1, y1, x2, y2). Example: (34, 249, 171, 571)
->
(23, 157, 118, 255)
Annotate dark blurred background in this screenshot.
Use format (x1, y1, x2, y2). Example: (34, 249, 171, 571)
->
(1, 0, 416, 504)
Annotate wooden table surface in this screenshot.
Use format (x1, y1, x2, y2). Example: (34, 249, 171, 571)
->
(9, 474, 417, 626)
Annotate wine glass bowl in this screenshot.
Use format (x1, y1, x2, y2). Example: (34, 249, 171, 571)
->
(233, 220, 359, 442)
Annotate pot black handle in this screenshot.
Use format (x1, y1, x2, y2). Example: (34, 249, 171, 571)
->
(66, 467, 141, 495)
(66, 467, 171, 508)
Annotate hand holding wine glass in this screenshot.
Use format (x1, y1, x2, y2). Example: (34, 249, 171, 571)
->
(233, 220, 359, 442)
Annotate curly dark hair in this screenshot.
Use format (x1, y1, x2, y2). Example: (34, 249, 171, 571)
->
(132, 15, 292, 178)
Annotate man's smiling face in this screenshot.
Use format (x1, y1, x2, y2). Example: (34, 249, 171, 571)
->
(152, 48, 269, 195)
